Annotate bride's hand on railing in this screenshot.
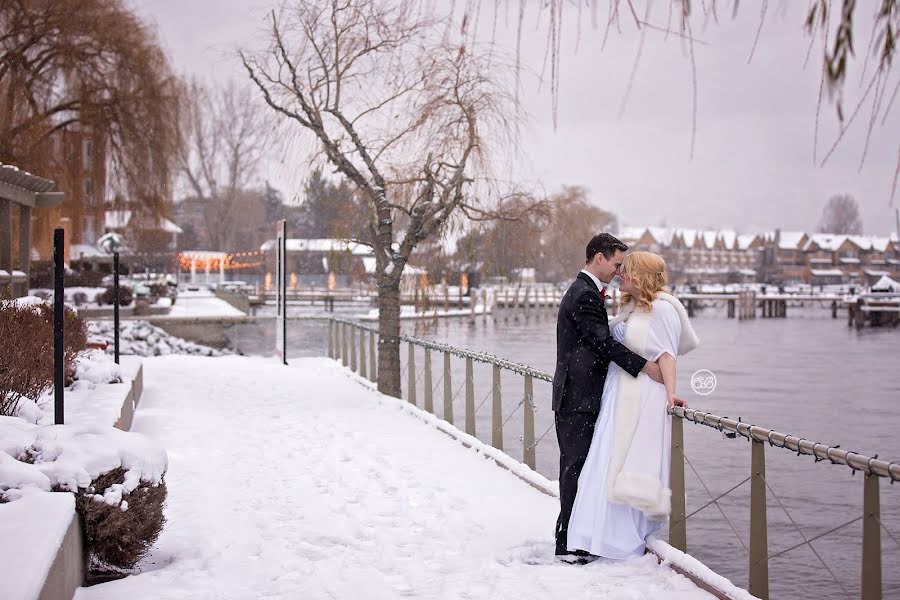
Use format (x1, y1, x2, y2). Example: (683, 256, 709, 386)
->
(668, 393, 687, 409)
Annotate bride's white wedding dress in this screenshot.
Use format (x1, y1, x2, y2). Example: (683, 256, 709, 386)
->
(566, 294, 698, 559)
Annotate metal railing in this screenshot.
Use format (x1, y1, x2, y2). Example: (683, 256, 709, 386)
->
(325, 316, 897, 600)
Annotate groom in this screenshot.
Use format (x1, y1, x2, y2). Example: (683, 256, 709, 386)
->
(552, 233, 663, 559)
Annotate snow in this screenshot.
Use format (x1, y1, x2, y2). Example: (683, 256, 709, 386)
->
(87, 321, 228, 357)
(0, 491, 75, 600)
(74, 355, 719, 600)
(359, 304, 490, 321)
(260, 238, 373, 255)
(161, 289, 245, 318)
(1, 350, 162, 502)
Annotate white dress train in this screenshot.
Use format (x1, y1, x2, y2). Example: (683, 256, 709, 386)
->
(566, 299, 683, 559)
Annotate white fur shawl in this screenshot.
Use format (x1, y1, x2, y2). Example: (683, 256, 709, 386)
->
(605, 291, 699, 519)
(609, 291, 700, 357)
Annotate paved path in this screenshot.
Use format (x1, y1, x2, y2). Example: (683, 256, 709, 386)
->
(76, 355, 712, 600)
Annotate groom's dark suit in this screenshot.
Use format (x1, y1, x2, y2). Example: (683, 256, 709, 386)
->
(552, 271, 647, 555)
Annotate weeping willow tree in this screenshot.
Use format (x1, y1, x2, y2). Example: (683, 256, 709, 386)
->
(0, 0, 183, 210)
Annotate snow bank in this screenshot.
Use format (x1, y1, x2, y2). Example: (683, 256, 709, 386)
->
(0, 419, 166, 503)
(88, 320, 227, 357)
(0, 491, 75, 600)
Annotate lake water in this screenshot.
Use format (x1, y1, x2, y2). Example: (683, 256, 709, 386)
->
(223, 302, 900, 599)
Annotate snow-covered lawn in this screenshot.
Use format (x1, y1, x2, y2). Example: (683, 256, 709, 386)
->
(75, 355, 714, 600)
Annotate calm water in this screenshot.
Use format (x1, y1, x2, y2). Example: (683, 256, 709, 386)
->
(224, 303, 900, 599)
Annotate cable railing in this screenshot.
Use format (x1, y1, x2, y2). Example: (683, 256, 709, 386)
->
(325, 316, 898, 600)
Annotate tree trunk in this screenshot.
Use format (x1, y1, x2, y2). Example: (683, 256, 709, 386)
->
(376, 279, 402, 398)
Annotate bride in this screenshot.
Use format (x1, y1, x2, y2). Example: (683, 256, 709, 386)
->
(566, 251, 699, 559)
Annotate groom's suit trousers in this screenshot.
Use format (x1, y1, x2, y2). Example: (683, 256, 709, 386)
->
(554, 411, 598, 555)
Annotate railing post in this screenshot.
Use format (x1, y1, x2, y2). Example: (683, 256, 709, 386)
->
(443, 351, 453, 424)
(749, 438, 769, 600)
(492, 364, 503, 450)
(341, 322, 348, 367)
(369, 330, 377, 383)
(669, 414, 687, 551)
(350, 324, 357, 372)
(862, 472, 882, 600)
(465, 357, 475, 436)
(523, 374, 535, 469)
(407, 341, 416, 405)
(358, 327, 366, 379)
(424, 348, 433, 413)
(328, 320, 334, 359)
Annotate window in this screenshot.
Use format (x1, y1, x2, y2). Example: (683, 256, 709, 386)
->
(83, 216, 96, 245)
(84, 179, 93, 204)
(83, 139, 93, 170)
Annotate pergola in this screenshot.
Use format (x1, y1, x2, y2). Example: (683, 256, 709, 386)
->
(0, 163, 64, 296)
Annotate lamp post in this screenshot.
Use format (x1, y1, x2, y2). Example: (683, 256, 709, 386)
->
(98, 232, 124, 363)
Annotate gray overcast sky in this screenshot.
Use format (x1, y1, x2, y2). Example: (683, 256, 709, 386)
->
(134, 1, 900, 236)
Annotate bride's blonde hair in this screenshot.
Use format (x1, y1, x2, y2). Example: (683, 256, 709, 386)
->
(620, 251, 669, 311)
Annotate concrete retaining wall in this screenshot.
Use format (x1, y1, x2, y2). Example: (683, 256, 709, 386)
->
(35, 360, 143, 600)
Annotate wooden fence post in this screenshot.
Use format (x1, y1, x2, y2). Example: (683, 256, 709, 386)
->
(523, 374, 535, 469)
(350, 324, 357, 372)
(424, 348, 433, 414)
(669, 414, 687, 551)
(443, 351, 453, 425)
(358, 327, 366, 378)
(862, 473, 882, 600)
(465, 357, 475, 436)
(341, 322, 348, 367)
(407, 342, 416, 405)
(369, 330, 377, 383)
(328, 320, 334, 359)
(749, 439, 769, 600)
(492, 364, 503, 450)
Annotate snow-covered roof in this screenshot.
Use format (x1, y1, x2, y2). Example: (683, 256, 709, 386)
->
(616, 226, 647, 242)
(105, 210, 132, 229)
(160, 218, 183, 235)
(810, 269, 845, 277)
(872, 275, 900, 292)
(804, 233, 846, 252)
(776, 231, 806, 250)
(105, 210, 181, 234)
(260, 238, 373, 256)
(736, 234, 759, 250)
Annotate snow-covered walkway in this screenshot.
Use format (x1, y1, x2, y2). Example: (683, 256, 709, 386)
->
(75, 355, 713, 600)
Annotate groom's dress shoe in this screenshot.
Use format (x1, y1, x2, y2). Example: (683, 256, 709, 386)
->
(557, 552, 599, 565)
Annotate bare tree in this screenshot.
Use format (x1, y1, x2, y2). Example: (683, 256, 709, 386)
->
(178, 79, 269, 250)
(539, 187, 618, 283)
(0, 0, 181, 210)
(242, 0, 534, 397)
(818, 193, 863, 234)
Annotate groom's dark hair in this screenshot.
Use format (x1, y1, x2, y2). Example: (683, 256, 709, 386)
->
(585, 233, 628, 263)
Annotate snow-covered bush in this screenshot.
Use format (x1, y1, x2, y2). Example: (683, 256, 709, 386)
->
(88, 320, 228, 357)
(0, 298, 87, 416)
(75, 467, 167, 576)
(0, 417, 168, 575)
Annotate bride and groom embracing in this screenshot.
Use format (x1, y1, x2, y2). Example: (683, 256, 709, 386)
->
(553, 233, 700, 563)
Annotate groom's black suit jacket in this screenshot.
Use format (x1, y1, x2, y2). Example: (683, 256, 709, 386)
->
(552, 272, 647, 413)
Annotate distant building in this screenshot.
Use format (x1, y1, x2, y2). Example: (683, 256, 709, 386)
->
(259, 237, 425, 290)
(30, 127, 107, 261)
(619, 226, 900, 285)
